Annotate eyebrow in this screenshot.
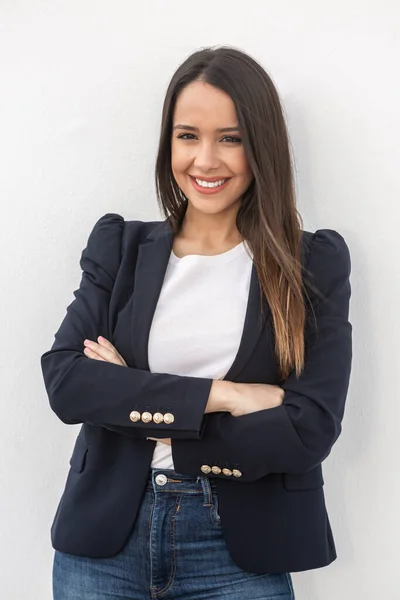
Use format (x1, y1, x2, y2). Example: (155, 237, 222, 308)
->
(172, 124, 241, 133)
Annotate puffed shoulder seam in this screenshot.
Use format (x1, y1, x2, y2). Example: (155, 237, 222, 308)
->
(82, 213, 125, 282)
(310, 229, 351, 271)
(305, 228, 352, 309)
(92, 212, 125, 230)
(311, 228, 349, 252)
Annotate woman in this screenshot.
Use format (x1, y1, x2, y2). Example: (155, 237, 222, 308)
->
(41, 46, 352, 600)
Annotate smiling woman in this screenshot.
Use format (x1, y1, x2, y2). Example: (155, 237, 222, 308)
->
(171, 86, 253, 205)
(42, 45, 352, 600)
(171, 82, 253, 210)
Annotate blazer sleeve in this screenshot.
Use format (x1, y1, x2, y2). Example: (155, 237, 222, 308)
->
(40, 213, 213, 440)
(171, 229, 353, 480)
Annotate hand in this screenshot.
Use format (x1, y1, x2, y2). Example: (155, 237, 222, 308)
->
(229, 383, 285, 417)
(147, 437, 172, 446)
(83, 336, 128, 367)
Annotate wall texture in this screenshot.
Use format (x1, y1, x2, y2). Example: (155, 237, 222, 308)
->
(1, 1, 399, 598)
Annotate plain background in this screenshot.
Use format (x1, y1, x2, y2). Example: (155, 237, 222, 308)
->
(1, 1, 399, 599)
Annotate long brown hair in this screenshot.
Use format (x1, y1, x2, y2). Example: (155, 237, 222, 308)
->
(155, 45, 313, 381)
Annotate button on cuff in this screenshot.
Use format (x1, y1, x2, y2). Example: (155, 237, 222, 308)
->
(141, 412, 153, 423)
(129, 410, 141, 423)
(164, 413, 175, 425)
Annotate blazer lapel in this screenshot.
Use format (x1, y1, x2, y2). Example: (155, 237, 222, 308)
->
(130, 219, 270, 381)
(130, 220, 174, 371)
(223, 263, 270, 381)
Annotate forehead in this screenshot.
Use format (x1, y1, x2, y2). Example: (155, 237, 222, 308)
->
(173, 81, 238, 127)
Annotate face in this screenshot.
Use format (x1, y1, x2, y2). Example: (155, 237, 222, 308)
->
(171, 80, 253, 217)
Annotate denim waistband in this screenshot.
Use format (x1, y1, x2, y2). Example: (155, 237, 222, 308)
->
(147, 468, 218, 506)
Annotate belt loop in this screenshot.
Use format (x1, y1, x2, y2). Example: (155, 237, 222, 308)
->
(199, 476, 212, 505)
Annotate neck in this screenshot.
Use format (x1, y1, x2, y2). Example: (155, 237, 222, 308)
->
(179, 203, 242, 248)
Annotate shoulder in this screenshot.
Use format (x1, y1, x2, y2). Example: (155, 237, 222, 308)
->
(82, 212, 163, 278)
(301, 228, 351, 297)
(87, 212, 163, 238)
(86, 212, 164, 246)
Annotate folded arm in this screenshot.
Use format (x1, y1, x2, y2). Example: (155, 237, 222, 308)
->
(171, 229, 353, 481)
(40, 213, 214, 440)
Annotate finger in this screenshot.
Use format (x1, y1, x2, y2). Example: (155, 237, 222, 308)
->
(97, 336, 117, 351)
(83, 340, 120, 365)
(83, 347, 106, 361)
(97, 337, 128, 367)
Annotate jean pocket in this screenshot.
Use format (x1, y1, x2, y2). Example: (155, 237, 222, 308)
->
(209, 492, 222, 527)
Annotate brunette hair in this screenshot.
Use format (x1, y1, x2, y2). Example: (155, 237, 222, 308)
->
(155, 45, 314, 380)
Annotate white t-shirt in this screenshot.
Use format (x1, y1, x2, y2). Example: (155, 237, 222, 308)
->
(147, 240, 253, 469)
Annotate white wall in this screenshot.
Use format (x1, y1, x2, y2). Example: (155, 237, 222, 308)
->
(1, 2, 399, 598)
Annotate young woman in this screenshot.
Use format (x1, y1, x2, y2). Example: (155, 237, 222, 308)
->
(41, 46, 352, 600)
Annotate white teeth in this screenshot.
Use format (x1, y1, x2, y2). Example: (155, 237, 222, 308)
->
(195, 178, 226, 188)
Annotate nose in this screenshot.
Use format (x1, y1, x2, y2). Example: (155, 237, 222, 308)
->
(193, 141, 221, 171)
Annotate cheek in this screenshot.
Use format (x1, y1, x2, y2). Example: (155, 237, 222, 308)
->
(230, 149, 250, 176)
(171, 145, 189, 176)
(235, 162, 252, 187)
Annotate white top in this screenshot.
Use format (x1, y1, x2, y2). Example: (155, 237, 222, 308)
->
(147, 240, 254, 469)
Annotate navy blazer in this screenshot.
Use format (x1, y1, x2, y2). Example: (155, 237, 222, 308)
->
(40, 212, 352, 574)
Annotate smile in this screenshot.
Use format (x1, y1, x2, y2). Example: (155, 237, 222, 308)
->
(195, 177, 227, 188)
(189, 175, 231, 195)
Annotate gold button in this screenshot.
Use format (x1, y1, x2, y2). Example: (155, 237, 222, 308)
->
(232, 469, 242, 478)
(164, 412, 175, 425)
(141, 412, 153, 423)
(129, 410, 141, 423)
(211, 466, 221, 475)
(201, 465, 212, 474)
(222, 468, 232, 476)
(153, 412, 164, 424)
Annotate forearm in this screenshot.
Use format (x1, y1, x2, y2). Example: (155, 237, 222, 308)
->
(171, 398, 338, 482)
(41, 350, 214, 439)
(86, 380, 240, 441)
(204, 380, 239, 414)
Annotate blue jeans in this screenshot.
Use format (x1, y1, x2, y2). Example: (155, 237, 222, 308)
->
(53, 468, 295, 599)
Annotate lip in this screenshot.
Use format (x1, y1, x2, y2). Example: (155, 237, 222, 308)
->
(189, 175, 231, 195)
(189, 175, 231, 182)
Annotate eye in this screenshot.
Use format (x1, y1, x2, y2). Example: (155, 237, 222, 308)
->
(176, 133, 197, 140)
(221, 136, 242, 144)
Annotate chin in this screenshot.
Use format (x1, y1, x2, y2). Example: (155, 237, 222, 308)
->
(187, 198, 240, 216)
